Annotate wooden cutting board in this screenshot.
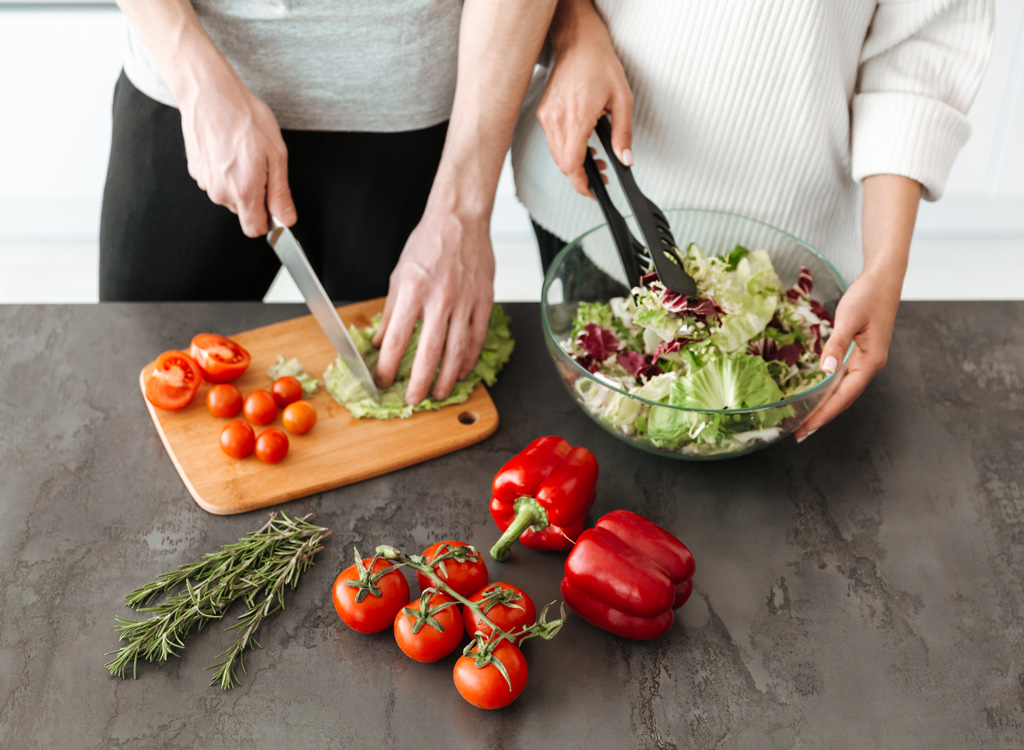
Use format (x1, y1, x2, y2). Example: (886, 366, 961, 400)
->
(140, 298, 499, 515)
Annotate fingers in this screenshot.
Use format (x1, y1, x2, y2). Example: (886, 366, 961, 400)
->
(372, 292, 397, 349)
(374, 299, 420, 390)
(265, 143, 297, 228)
(430, 308, 468, 402)
(461, 296, 493, 379)
(794, 351, 874, 439)
(609, 91, 635, 166)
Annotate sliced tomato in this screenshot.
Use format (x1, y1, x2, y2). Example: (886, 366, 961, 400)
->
(189, 334, 251, 383)
(145, 351, 202, 411)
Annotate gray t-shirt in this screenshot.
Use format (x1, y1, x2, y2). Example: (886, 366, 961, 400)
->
(123, 0, 462, 132)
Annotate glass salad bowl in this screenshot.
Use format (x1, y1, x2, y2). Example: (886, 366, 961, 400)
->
(541, 208, 851, 460)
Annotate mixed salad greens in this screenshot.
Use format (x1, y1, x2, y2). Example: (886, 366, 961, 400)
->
(324, 304, 514, 419)
(562, 244, 836, 456)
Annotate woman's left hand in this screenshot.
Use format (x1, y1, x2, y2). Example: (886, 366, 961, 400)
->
(794, 173, 921, 442)
(794, 270, 901, 441)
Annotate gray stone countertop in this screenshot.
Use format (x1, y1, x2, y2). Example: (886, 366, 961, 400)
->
(1, 301, 1022, 749)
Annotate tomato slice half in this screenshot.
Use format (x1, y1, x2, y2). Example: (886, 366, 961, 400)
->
(189, 334, 251, 383)
(145, 350, 202, 410)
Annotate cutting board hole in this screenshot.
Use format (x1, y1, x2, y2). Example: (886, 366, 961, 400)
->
(458, 411, 478, 425)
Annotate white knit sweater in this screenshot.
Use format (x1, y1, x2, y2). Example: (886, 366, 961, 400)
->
(511, 0, 994, 284)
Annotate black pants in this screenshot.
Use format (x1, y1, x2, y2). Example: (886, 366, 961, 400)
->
(100, 71, 447, 301)
(532, 221, 569, 275)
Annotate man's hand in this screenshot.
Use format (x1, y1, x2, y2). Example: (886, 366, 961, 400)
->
(178, 74, 296, 237)
(369, 0, 555, 406)
(116, 0, 296, 237)
(372, 206, 495, 405)
(537, 0, 634, 196)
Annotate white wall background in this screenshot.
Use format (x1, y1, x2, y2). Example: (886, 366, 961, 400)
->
(0, 1, 1021, 293)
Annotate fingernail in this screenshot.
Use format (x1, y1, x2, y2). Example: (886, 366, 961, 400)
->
(796, 429, 817, 444)
(280, 204, 296, 222)
(621, 148, 634, 167)
(822, 356, 838, 374)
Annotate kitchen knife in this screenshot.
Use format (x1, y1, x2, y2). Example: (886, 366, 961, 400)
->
(266, 217, 380, 404)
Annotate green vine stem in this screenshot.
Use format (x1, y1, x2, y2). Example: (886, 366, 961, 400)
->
(373, 543, 567, 687)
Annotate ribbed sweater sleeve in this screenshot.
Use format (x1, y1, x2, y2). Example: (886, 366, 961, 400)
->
(851, 0, 995, 200)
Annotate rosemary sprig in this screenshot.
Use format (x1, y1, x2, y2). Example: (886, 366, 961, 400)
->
(106, 512, 330, 689)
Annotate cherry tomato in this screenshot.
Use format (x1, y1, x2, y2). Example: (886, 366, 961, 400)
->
(206, 383, 243, 418)
(189, 334, 251, 383)
(333, 558, 411, 634)
(463, 583, 537, 646)
(243, 389, 277, 426)
(416, 541, 489, 599)
(282, 400, 317, 435)
(393, 592, 464, 663)
(255, 428, 289, 463)
(145, 350, 202, 411)
(220, 420, 255, 459)
(271, 376, 304, 408)
(453, 639, 528, 709)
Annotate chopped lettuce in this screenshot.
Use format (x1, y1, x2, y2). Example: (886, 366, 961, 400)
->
(324, 304, 514, 419)
(267, 356, 321, 396)
(561, 244, 834, 456)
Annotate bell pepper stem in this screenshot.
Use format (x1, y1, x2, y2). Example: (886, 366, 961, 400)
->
(490, 496, 549, 562)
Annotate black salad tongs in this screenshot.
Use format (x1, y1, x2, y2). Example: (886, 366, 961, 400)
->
(583, 116, 698, 296)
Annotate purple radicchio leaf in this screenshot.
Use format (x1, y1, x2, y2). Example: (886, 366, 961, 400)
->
(748, 337, 803, 366)
(785, 267, 814, 301)
(577, 324, 620, 361)
(810, 323, 823, 356)
(809, 299, 835, 326)
(616, 351, 663, 382)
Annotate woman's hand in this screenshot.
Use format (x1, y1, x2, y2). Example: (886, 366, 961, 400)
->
(537, 0, 634, 196)
(795, 270, 901, 441)
(795, 174, 921, 442)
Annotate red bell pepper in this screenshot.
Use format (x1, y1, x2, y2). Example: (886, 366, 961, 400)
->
(488, 436, 599, 561)
(561, 510, 695, 639)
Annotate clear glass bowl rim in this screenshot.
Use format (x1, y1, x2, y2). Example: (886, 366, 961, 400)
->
(540, 207, 853, 416)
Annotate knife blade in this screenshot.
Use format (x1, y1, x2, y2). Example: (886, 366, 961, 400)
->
(266, 217, 380, 404)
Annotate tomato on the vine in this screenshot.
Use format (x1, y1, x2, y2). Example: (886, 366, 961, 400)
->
(333, 558, 411, 634)
(189, 334, 251, 383)
(206, 383, 244, 418)
(415, 541, 489, 599)
(243, 390, 277, 426)
(255, 428, 289, 463)
(393, 592, 464, 663)
(463, 583, 537, 646)
(145, 350, 202, 411)
(282, 400, 317, 435)
(453, 639, 528, 709)
(271, 376, 304, 408)
(220, 420, 255, 459)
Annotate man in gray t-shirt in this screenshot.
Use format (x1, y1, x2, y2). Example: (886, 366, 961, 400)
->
(103, 0, 556, 406)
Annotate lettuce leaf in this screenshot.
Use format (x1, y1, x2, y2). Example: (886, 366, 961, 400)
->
(267, 356, 321, 396)
(323, 304, 514, 419)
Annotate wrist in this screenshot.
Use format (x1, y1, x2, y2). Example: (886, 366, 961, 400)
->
(858, 258, 907, 299)
(425, 159, 496, 224)
(162, 26, 241, 107)
(550, 0, 606, 59)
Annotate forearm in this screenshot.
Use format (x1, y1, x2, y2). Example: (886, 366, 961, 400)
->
(860, 174, 923, 291)
(428, 0, 557, 219)
(115, 0, 239, 105)
(550, 0, 605, 57)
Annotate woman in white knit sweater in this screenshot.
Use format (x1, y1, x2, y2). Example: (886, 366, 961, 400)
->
(511, 0, 994, 441)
